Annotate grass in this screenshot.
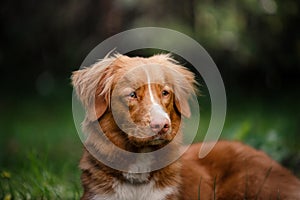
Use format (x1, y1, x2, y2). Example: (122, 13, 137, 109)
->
(0, 151, 81, 199)
(0, 88, 299, 199)
(0, 91, 82, 199)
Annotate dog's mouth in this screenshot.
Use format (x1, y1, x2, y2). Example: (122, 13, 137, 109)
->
(123, 127, 173, 147)
(148, 136, 170, 146)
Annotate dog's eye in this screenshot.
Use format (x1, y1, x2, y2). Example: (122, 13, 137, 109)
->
(129, 91, 137, 99)
(162, 90, 169, 97)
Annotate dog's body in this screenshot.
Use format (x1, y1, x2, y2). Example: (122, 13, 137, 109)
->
(72, 54, 300, 200)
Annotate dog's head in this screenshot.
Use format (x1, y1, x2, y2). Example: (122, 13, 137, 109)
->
(72, 54, 197, 148)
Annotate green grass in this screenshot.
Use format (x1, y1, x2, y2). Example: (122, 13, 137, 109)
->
(0, 90, 299, 199)
(0, 93, 82, 199)
(0, 151, 81, 199)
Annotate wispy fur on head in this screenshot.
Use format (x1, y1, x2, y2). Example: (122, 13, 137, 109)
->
(72, 53, 120, 121)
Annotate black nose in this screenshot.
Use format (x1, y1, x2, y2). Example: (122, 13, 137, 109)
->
(150, 119, 170, 134)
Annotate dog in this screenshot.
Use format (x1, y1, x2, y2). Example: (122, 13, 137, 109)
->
(72, 53, 300, 200)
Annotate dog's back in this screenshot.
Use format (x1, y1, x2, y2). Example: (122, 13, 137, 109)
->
(181, 141, 300, 200)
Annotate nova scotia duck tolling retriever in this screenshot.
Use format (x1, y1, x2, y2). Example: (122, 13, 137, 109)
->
(72, 53, 300, 200)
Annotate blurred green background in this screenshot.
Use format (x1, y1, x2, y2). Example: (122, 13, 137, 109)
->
(0, 0, 299, 199)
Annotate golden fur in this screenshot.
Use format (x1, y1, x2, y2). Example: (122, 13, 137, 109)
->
(72, 54, 300, 200)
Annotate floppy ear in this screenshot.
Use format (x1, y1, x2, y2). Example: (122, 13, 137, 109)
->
(174, 68, 197, 118)
(175, 97, 191, 118)
(71, 57, 116, 121)
(170, 63, 198, 118)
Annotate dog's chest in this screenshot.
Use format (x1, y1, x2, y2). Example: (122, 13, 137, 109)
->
(92, 179, 176, 200)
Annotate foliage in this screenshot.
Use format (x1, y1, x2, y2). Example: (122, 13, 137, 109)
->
(0, 94, 82, 199)
(1, 0, 299, 94)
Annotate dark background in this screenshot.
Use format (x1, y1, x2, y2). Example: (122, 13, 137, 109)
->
(0, 0, 299, 198)
(1, 0, 300, 95)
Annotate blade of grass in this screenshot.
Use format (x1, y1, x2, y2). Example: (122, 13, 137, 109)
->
(276, 188, 281, 200)
(255, 166, 273, 200)
(198, 177, 202, 200)
(244, 165, 249, 200)
(213, 176, 217, 200)
(0, 180, 3, 198)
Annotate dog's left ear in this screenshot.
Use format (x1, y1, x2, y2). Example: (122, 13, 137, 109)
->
(172, 66, 198, 118)
(175, 97, 191, 118)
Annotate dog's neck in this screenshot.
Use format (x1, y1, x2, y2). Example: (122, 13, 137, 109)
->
(122, 152, 154, 184)
(83, 112, 182, 184)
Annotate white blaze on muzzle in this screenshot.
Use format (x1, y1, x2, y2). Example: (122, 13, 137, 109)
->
(150, 103, 170, 124)
(145, 68, 171, 133)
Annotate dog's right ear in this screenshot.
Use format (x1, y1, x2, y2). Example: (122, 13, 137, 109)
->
(71, 57, 116, 121)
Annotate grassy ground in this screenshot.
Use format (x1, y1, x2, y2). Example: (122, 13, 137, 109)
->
(0, 92, 82, 199)
(0, 89, 299, 199)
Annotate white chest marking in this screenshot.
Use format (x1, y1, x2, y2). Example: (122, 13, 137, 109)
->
(122, 153, 152, 182)
(92, 179, 176, 200)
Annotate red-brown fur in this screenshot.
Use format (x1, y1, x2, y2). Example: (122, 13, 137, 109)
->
(180, 142, 300, 199)
(72, 54, 300, 200)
